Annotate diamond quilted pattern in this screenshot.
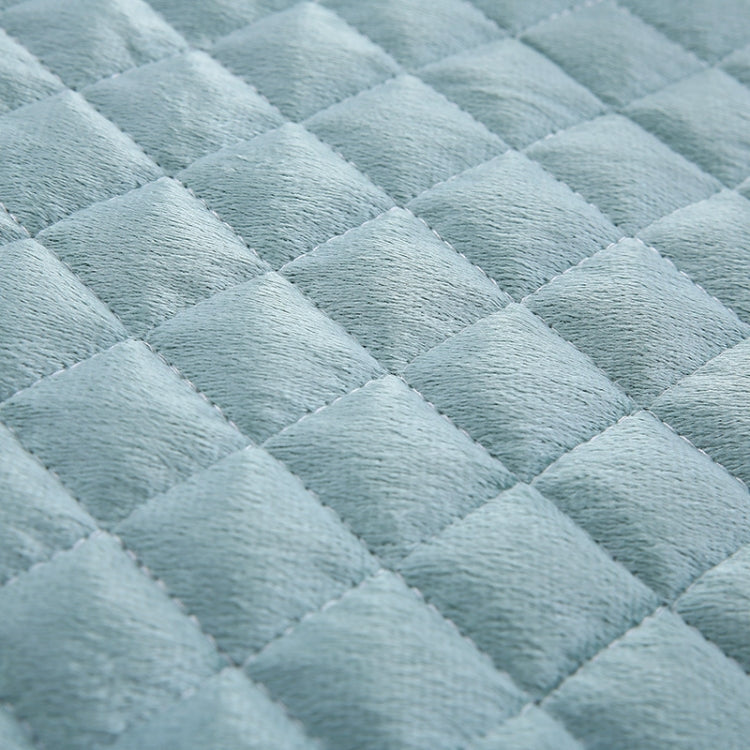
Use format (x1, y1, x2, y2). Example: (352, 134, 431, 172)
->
(0, 340, 248, 524)
(1, 1, 750, 747)
(526, 114, 721, 233)
(526, 238, 749, 401)
(179, 123, 393, 266)
(420, 38, 604, 149)
(248, 571, 527, 750)
(0, 0, 185, 88)
(265, 375, 514, 564)
(404, 304, 633, 480)
(305, 74, 506, 203)
(0, 91, 161, 233)
(213, 3, 398, 121)
(148, 272, 384, 441)
(400, 483, 657, 697)
(283, 208, 509, 370)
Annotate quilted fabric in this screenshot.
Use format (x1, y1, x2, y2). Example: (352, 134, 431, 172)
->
(1, 0, 750, 748)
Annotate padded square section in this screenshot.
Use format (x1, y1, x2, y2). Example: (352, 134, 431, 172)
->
(534, 412, 750, 599)
(118, 447, 376, 662)
(247, 571, 527, 750)
(83, 51, 283, 173)
(0, 0, 185, 89)
(469, 707, 583, 750)
(401, 484, 657, 697)
(0, 340, 248, 525)
(404, 304, 632, 479)
(638, 191, 750, 324)
(620, 0, 750, 62)
(305, 75, 505, 203)
(526, 239, 749, 402)
(110, 669, 315, 750)
(323, 0, 500, 69)
(37, 178, 267, 336)
(723, 43, 750, 86)
(283, 208, 509, 370)
(420, 39, 604, 149)
(675, 545, 750, 673)
(0, 91, 161, 233)
(471, 0, 573, 33)
(544, 610, 750, 750)
(526, 115, 721, 233)
(0, 239, 126, 401)
(179, 123, 393, 267)
(148, 272, 384, 442)
(148, 0, 299, 47)
(265, 375, 514, 564)
(626, 69, 750, 187)
(408, 151, 620, 300)
(213, 3, 398, 121)
(651, 338, 750, 486)
(0, 534, 221, 750)
(0, 424, 96, 585)
(0, 28, 62, 113)
(522, 1, 702, 107)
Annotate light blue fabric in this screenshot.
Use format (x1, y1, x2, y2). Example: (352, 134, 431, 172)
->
(1, 1, 750, 748)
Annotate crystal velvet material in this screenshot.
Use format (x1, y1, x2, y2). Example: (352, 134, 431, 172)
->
(1, 1, 750, 749)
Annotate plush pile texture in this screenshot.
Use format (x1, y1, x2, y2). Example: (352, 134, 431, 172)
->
(1, 1, 750, 748)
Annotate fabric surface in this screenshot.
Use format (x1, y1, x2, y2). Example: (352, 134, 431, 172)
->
(1, 1, 750, 748)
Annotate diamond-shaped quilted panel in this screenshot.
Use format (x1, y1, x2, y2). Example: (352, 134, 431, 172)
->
(283, 208, 509, 370)
(83, 51, 283, 173)
(147, 0, 300, 47)
(0, 27, 61, 113)
(0, 91, 161, 233)
(651, 338, 750, 485)
(535, 411, 750, 598)
(404, 304, 633, 479)
(248, 571, 527, 750)
(621, 0, 750, 62)
(544, 610, 750, 750)
(117, 446, 376, 662)
(638, 190, 750, 324)
(37, 178, 267, 336)
(0, 534, 222, 750)
(148, 272, 384, 442)
(522, 1, 702, 107)
(265, 375, 514, 564)
(0, 340, 248, 524)
(420, 38, 604, 149)
(526, 115, 721, 233)
(179, 123, 393, 267)
(110, 669, 316, 750)
(305, 75, 506, 203)
(0, 423, 96, 585)
(323, 0, 501, 69)
(468, 707, 583, 750)
(401, 484, 657, 697)
(0, 0, 185, 88)
(626, 69, 750, 187)
(0, 238, 127, 401)
(213, 3, 398, 121)
(526, 238, 749, 402)
(408, 150, 620, 299)
(675, 544, 750, 673)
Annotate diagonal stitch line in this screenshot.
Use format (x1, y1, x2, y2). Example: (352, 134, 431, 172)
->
(1, 2, 750, 748)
